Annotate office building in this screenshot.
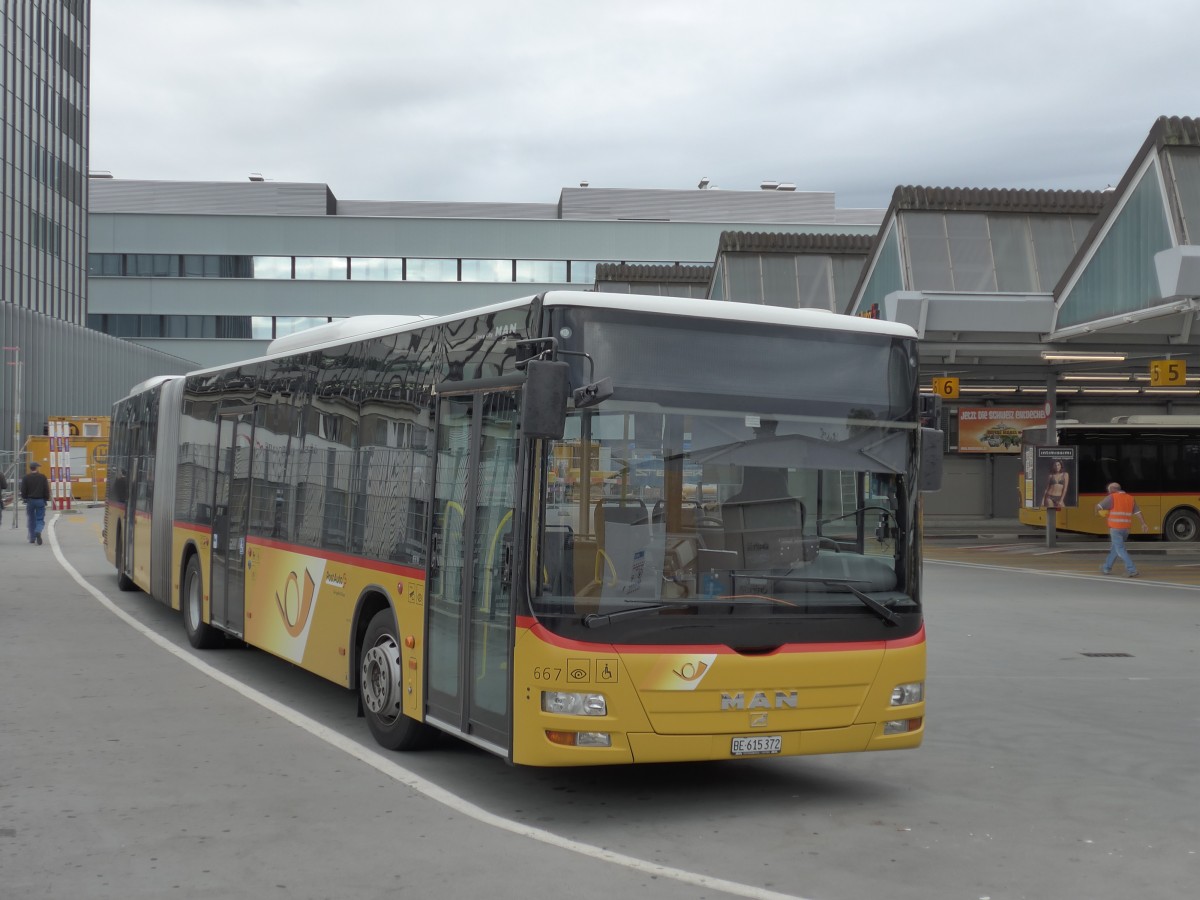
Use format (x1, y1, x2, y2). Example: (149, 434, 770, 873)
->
(86, 180, 883, 367)
(1, 1, 192, 461)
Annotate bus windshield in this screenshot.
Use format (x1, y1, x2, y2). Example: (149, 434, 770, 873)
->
(532, 308, 921, 647)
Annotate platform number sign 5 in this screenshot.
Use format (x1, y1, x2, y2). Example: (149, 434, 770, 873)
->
(1149, 359, 1186, 387)
(932, 377, 960, 399)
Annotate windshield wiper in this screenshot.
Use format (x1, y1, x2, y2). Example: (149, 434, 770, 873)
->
(822, 579, 899, 626)
(767, 575, 900, 626)
(583, 603, 690, 628)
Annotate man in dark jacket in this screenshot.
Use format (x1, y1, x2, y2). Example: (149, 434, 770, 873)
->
(0, 469, 7, 526)
(20, 461, 51, 545)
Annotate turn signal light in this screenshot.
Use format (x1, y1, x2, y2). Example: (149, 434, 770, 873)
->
(545, 730, 612, 748)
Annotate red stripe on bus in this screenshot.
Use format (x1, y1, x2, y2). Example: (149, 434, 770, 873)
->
(517, 618, 924, 654)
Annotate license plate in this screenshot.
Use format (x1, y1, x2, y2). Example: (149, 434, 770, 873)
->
(731, 735, 782, 756)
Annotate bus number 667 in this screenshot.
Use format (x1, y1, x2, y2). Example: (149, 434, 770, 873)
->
(533, 667, 562, 681)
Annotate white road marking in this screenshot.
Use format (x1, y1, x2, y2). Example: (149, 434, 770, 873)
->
(925, 557, 1200, 590)
(47, 514, 811, 900)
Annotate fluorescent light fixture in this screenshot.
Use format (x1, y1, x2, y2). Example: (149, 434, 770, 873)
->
(1040, 351, 1126, 361)
(1081, 387, 1140, 394)
(1144, 389, 1200, 395)
(1062, 374, 1132, 381)
(959, 386, 1018, 393)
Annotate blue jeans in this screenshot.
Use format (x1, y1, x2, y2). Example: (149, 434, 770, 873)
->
(1103, 528, 1136, 574)
(25, 498, 46, 542)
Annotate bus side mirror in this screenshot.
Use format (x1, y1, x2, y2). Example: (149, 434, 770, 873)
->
(920, 427, 944, 492)
(521, 359, 570, 440)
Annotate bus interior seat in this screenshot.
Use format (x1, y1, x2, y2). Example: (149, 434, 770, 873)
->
(593, 498, 649, 545)
(720, 469, 806, 570)
(652, 498, 703, 531)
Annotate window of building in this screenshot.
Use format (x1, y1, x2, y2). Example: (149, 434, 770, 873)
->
(295, 257, 348, 280)
(351, 258, 405, 280)
(516, 260, 568, 283)
(88, 253, 123, 276)
(252, 256, 293, 279)
(406, 258, 457, 281)
(127, 254, 180, 277)
(569, 261, 600, 284)
(461, 259, 513, 282)
(276, 316, 333, 337)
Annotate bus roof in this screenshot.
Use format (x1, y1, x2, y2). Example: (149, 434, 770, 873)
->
(540, 291, 918, 338)
(189, 291, 917, 377)
(1058, 416, 1200, 428)
(266, 315, 435, 355)
(119, 374, 184, 402)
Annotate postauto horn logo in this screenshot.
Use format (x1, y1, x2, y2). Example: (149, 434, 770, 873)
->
(276, 568, 317, 638)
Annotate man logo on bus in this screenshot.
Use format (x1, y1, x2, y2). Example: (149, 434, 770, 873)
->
(276, 568, 316, 638)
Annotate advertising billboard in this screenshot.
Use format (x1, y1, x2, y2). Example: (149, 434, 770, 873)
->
(957, 406, 1048, 454)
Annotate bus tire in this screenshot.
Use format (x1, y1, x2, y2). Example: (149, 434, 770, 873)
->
(183, 554, 223, 649)
(1163, 508, 1200, 542)
(360, 608, 435, 751)
(115, 528, 136, 592)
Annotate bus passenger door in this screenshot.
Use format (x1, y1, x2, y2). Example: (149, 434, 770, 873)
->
(425, 390, 520, 753)
(211, 409, 254, 636)
(122, 449, 143, 585)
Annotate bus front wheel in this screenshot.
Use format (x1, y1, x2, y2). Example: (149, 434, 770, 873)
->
(183, 555, 223, 649)
(360, 609, 435, 751)
(1164, 508, 1200, 542)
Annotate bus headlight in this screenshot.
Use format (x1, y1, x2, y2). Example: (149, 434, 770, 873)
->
(541, 691, 607, 716)
(890, 681, 924, 706)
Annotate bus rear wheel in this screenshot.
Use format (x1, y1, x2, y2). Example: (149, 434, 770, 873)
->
(183, 555, 223, 649)
(115, 529, 136, 592)
(360, 609, 435, 751)
(1164, 508, 1200, 542)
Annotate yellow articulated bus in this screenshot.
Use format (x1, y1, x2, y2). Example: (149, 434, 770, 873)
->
(103, 292, 941, 766)
(1019, 418, 1200, 542)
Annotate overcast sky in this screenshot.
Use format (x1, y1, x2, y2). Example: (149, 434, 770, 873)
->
(89, 0, 1200, 209)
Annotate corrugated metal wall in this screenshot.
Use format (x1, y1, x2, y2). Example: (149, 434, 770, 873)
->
(0, 303, 195, 458)
(89, 180, 335, 216)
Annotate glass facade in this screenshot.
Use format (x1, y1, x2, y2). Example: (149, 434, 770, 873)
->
(710, 253, 866, 310)
(1164, 147, 1200, 244)
(87, 313, 355, 340)
(856, 224, 904, 315)
(900, 211, 1094, 294)
(89, 253, 602, 285)
(2, 0, 90, 324)
(1056, 165, 1173, 329)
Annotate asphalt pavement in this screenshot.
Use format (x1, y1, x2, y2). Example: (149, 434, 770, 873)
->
(922, 514, 1200, 587)
(2, 504, 1196, 900)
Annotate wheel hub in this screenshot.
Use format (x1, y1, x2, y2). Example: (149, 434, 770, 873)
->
(361, 638, 402, 717)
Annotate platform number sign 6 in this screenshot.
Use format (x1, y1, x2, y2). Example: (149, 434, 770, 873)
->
(932, 377, 960, 399)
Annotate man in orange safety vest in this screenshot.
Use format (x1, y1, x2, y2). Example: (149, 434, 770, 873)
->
(1095, 482, 1148, 577)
